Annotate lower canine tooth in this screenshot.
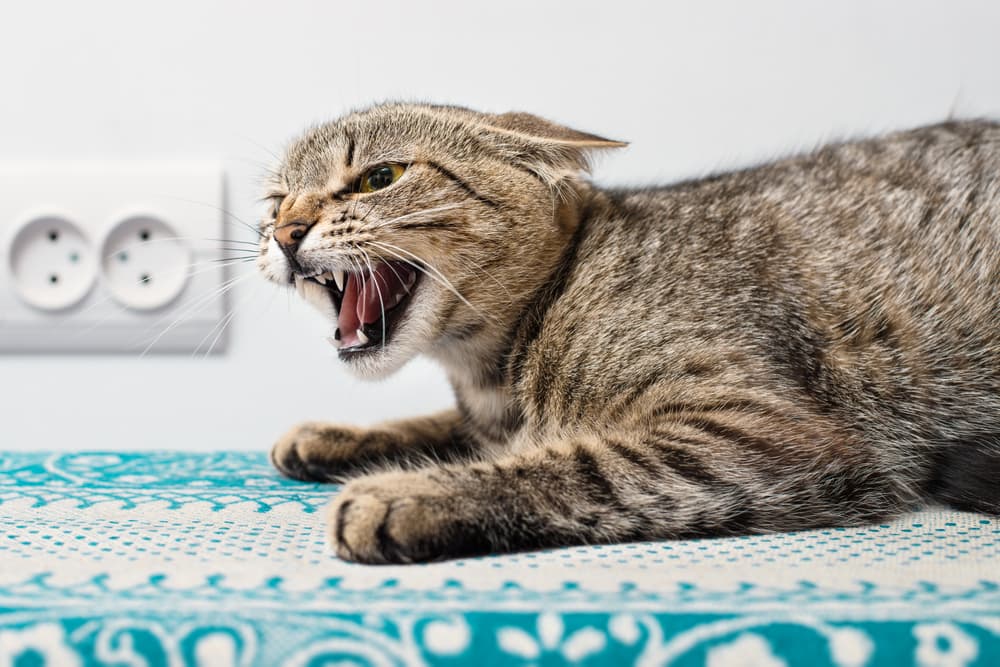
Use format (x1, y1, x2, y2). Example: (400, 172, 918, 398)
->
(356, 329, 370, 345)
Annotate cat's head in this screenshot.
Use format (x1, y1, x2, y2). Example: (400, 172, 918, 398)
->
(257, 103, 624, 378)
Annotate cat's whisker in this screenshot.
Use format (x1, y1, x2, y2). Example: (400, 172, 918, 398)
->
(205, 283, 260, 356)
(197, 283, 256, 358)
(184, 257, 258, 279)
(360, 247, 388, 349)
(373, 204, 463, 230)
(367, 241, 496, 323)
(193, 304, 231, 357)
(359, 199, 377, 224)
(99, 236, 259, 265)
(206, 238, 260, 246)
(60, 257, 253, 336)
(452, 250, 515, 304)
(367, 241, 472, 309)
(343, 252, 373, 345)
(378, 256, 411, 297)
(233, 133, 283, 165)
(160, 195, 266, 239)
(138, 272, 253, 357)
(210, 251, 258, 260)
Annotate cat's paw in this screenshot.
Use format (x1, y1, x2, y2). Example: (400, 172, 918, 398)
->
(270, 422, 369, 482)
(329, 472, 488, 564)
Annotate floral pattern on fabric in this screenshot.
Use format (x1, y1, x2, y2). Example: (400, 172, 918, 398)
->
(1, 452, 998, 665)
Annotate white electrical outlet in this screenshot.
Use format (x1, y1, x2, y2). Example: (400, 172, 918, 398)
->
(101, 213, 193, 311)
(8, 212, 98, 311)
(0, 162, 228, 353)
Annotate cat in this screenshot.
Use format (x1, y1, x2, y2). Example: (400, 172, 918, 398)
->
(257, 103, 1000, 564)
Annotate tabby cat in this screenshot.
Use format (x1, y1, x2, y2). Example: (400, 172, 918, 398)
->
(257, 103, 1000, 564)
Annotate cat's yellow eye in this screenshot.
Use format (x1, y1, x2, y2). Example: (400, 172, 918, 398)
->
(359, 164, 406, 193)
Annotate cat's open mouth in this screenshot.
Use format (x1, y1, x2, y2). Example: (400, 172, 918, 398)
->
(299, 261, 420, 356)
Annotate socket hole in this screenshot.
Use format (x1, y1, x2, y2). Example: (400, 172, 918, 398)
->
(69, 252, 80, 263)
(48, 230, 59, 242)
(139, 229, 151, 241)
(49, 274, 59, 285)
(118, 251, 129, 263)
(139, 273, 152, 285)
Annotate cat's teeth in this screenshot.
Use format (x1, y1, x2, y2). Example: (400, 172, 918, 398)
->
(356, 329, 370, 345)
(294, 275, 306, 299)
(333, 270, 345, 292)
(326, 335, 341, 349)
(315, 273, 327, 285)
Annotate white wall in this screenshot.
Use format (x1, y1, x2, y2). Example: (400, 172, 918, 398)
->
(2, 0, 998, 451)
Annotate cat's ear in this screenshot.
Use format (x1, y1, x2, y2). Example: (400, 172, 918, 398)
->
(476, 111, 627, 186)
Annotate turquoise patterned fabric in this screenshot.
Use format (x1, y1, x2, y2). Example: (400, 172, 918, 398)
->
(0, 452, 997, 666)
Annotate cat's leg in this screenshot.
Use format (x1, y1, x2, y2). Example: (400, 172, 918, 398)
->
(329, 421, 906, 563)
(271, 409, 477, 482)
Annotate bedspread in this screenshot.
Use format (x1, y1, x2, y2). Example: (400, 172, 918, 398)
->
(0, 451, 997, 666)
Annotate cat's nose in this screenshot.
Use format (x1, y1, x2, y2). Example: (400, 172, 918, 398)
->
(273, 219, 315, 255)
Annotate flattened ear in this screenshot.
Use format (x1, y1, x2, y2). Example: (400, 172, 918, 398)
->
(475, 111, 627, 185)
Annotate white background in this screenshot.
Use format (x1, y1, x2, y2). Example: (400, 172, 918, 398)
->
(1, 1, 998, 451)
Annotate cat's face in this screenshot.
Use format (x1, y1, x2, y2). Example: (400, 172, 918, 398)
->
(257, 103, 622, 378)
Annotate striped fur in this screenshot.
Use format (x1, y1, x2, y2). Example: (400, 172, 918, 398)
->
(260, 104, 1000, 563)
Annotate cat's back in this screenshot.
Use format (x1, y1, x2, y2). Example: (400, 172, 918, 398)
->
(522, 120, 999, 435)
(609, 119, 1000, 256)
(588, 119, 1000, 331)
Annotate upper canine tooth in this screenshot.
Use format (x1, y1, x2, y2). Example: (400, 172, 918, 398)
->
(333, 270, 345, 291)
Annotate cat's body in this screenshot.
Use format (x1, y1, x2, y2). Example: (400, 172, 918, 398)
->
(259, 104, 1000, 563)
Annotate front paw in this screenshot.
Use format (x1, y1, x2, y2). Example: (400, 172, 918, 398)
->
(329, 472, 489, 564)
(270, 422, 369, 482)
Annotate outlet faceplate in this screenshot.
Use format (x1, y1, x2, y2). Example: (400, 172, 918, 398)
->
(0, 162, 227, 353)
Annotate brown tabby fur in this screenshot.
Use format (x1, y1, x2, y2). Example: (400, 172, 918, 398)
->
(258, 103, 1000, 564)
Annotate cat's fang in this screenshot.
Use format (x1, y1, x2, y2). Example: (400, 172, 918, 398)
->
(333, 270, 345, 292)
(356, 329, 370, 345)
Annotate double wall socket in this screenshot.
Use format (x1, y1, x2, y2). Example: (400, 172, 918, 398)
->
(0, 162, 228, 353)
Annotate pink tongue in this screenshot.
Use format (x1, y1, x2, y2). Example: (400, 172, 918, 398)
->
(337, 263, 411, 340)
